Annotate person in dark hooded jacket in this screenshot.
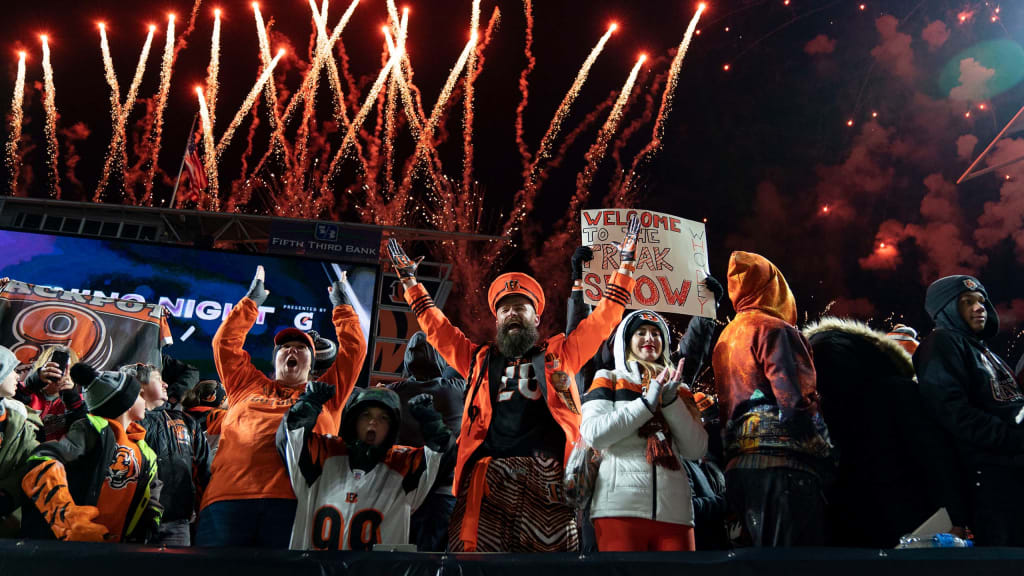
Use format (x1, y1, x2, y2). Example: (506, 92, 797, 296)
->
(915, 275, 1024, 546)
(806, 317, 961, 547)
(387, 331, 466, 551)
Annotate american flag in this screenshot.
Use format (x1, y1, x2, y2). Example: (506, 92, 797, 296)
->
(178, 117, 207, 205)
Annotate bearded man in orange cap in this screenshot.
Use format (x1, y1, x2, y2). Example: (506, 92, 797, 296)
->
(386, 218, 639, 552)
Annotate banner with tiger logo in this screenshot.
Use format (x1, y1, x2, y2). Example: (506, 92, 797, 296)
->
(0, 278, 172, 370)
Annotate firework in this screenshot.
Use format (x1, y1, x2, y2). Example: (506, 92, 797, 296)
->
(95, 25, 156, 202)
(7, 51, 26, 194)
(40, 35, 60, 198)
(196, 86, 218, 210)
(528, 23, 616, 190)
(142, 14, 177, 205)
(462, 0, 481, 192)
(252, 2, 287, 156)
(323, 33, 399, 185)
(514, 0, 535, 172)
(573, 54, 645, 215)
(403, 31, 476, 192)
(98, 24, 122, 119)
(620, 3, 705, 201)
(216, 49, 285, 156)
(205, 9, 222, 129)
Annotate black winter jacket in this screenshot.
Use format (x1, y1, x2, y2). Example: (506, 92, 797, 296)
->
(915, 276, 1024, 469)
(139, 404, 211, 523)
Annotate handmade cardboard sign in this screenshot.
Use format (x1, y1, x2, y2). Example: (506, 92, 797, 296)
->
(580, 209, 715, 317)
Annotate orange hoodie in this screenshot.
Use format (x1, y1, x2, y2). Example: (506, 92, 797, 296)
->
(711, 252, 830, 470)
(201, 298, 366, 508)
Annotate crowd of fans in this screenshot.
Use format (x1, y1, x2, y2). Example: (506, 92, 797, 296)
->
(1, 218, 1023, 552)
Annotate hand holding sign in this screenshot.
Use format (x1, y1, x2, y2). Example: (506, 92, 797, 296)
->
(580, 209, 714, 318)
(613, 215, 642, 265)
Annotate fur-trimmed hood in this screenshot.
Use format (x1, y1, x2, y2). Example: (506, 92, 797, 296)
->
(803, 317, 915, 379)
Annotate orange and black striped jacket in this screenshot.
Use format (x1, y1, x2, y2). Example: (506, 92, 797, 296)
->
(403, 271, 635, 494)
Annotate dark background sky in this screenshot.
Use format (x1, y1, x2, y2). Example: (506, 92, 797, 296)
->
(3, 0, 1024, 359)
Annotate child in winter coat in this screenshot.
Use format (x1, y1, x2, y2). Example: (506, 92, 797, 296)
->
(277, 384, 454, 550)
(580, 310, 708, 551)
(20, 363, 162, 542)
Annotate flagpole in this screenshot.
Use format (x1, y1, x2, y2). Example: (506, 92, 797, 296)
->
(169, 114, 199, 208)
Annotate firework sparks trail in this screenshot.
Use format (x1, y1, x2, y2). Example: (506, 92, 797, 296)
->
(282, 0, 360, 126)
(385, 2, 421, 136)
(40, 35, 61, 198)
(95, 25, 155, 202)
(216, 49, 285, 156)
(526, 23, 615, 190)
(98, 24, 122, 120)
(398, 32, 475, 198)
(205, 9, 222, 129)
(609, 66, 666, 197)
(572, 55, 645, 221)
(620, 3, 704, 203)
(195, 87, 218, 210)
(253, 2, 288, 158)
(173, 0, 204, 60)
(7, 51, 26, 194)
(514, 0, 535, 172)
(141, 15, 177, 206)
(461, 0, 481, 193)
(492, 23, 615, 242)
(322, 39, 399, 188)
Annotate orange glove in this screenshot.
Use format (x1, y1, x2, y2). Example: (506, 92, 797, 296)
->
(21, 460, 109, 542)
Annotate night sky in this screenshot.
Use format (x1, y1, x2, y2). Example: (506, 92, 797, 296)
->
(3, 0, 1024, 360)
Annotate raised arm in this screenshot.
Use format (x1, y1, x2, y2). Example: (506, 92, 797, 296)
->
(560, 216, 642, 373)
(387, 238, 478, 378)
(212, 266, 271, 402)
(319, 272, 369, 424)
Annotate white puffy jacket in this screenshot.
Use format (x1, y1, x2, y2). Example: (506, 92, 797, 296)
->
(580, 310, 708, 526)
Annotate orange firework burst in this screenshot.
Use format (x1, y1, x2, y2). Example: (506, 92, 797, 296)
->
(142, 14, 177, 205)
(40, 34, 60, 198)
(7, 51, 26, 194)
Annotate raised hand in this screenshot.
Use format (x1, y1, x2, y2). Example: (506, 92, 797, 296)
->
(299, 381, 335, 407)
(613, 215, 642, 264)
(570, 246, 594, 282)
(659, 358, 688, 406)
(387, 238, 423, 279)
(328, 270, 350, 307)
(246, 265, 270, 306)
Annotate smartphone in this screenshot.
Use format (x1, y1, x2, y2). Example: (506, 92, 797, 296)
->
(50, 349, 70, 373)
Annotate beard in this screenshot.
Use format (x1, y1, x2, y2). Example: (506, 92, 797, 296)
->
(496, 318, 540, 358)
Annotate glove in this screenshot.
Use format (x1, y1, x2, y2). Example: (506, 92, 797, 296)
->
(21, 460, 109, 542)
(612, 215, 642, 264)
(642, 379, 663, 413)
(408, 394, 450, 452)
(299, 381, 335, 407)
(245, 266, 270, 306)
(703, 275, 725, 304)
(329, 278, 350, 307)
(387, 238, 423, 279)
(570, 246, 594, 281)
(660, 380, 685, 406)
(408, 393, 439, 423)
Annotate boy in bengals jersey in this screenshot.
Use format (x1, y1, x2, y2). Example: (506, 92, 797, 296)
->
(276, 384, 453, 550)
(20, 363, 162, 542)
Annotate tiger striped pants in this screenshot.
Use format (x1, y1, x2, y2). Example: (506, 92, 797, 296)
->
(448, 456, 579, 553)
